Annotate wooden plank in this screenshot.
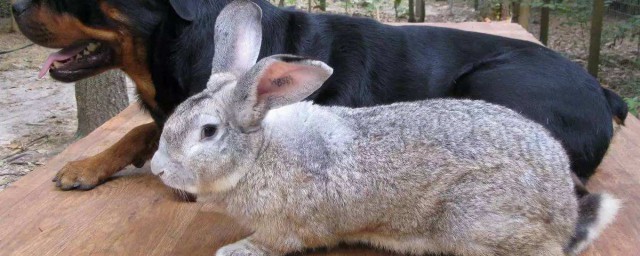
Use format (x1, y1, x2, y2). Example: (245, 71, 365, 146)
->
(388, 22, 541, 44)
(0, 23, 638, 256)
(0, 105, 148, 217)
(0, 105, 153, 254)
(581, 117, 640, 256)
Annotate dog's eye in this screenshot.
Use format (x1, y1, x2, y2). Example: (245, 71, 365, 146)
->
(201, 124, 218, 140)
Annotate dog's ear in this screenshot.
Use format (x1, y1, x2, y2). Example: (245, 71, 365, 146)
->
(232, 55, 333, 131)
(211, 0, 263, 76)
(169, 0, 197, 21)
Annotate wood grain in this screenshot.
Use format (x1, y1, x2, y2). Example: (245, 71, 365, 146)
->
(387, 21, 541, 44)
(0, 23, 637, 256)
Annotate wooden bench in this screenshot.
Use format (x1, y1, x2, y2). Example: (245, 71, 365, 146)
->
(0, 22, 638, 255)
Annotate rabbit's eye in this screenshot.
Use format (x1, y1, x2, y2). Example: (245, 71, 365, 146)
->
(201, 124, 218, 140)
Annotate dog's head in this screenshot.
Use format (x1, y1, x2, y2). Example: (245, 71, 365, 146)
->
(11, 0, 197, 83)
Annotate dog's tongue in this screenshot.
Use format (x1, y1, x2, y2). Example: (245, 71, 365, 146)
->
(38, 44, 87, 79)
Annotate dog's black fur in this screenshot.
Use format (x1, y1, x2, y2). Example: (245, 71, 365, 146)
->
(14, 0, 628, 180)
(149, 0, 626, 180)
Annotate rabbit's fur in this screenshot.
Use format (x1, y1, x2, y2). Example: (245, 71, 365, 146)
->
(151, 1, 620, 255)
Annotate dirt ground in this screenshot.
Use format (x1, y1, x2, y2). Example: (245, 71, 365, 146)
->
(0, 3, 638, 191)
(0, 31, 136, 191)
(0, 31, 71, 190)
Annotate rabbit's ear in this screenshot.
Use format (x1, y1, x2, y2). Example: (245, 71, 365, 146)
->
(233, 55, 333, 131)
(211, 0, 263, 77)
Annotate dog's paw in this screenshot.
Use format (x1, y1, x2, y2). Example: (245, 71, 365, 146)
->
(52, 158, 111, 191)
(216, 239, 268, 256)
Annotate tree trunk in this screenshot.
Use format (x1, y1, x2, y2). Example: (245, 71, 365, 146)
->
(539, 0, 550, 45)
(394, 0, 401, 19)
(345, 0, 350, 14)
(448, 0, 454, 15)
(12, 19, 19, 33)
(500, 0, 511, 20)
(75, 70, 129, 137)
(517, 1, 530, 30)
(308, 0, 312, 12)
(10, 10, 20, 33)
(478, 0, 494, 20)
(408, 0, 416, 22)
(319, 0, 326, 11)
(278, 0, 285, 7)
(588, 0, 605, 77)
(637, 39, 639, 62)
(511, 2, 520, 23)
(416, 0, 425, 22)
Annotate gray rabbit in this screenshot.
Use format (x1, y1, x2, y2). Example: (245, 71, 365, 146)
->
(150, 1, 619, 255)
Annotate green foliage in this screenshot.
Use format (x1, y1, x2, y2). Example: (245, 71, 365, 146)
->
(396, 5, 409, 18)
(391, 0, 409, 19)
(339, 0, 352, 13)
(625, 97, 640, 116)
(360, 0, 382, 11)
(603, 15, 640, 46)
(476, 0, 508, 20)
(613, 79, 640, 115)
(623, 78, 640, 96)
(357, 0, 383, 19)
(394, 0, 403, 18)
(536, 0, 593, 25)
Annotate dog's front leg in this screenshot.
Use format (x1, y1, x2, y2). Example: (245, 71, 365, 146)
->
(53, 122, 160, 190)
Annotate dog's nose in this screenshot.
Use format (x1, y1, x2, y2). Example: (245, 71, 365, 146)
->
(12, 1, 32, 17)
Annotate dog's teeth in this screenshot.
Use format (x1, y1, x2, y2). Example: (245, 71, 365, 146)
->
(87, 43, 98, 52)
(76, 54, 82, 59)
(83, 50, 90, 55)
(53, 61, 62, 68)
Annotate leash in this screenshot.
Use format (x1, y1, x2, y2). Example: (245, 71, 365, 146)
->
(0, 43, 35, 55)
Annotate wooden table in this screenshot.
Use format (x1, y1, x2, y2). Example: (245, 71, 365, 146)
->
(1, 22, 638, 256)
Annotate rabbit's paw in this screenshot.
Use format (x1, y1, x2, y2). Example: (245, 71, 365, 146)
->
(216, 239, 269, 256)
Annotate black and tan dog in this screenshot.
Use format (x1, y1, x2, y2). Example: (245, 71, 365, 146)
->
(13, 0, 627, 190)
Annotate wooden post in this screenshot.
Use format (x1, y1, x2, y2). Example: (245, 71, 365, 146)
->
(408, 0, 416, 22)
(345, 0, 350, 14)
(500, 0, 511, 20)
(540, 0, 550, 45)
(417, 0, 425, 22)
(512, 2, 520, 23)
(518, 0, 531, 30)
(588, 0, 605, 77)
